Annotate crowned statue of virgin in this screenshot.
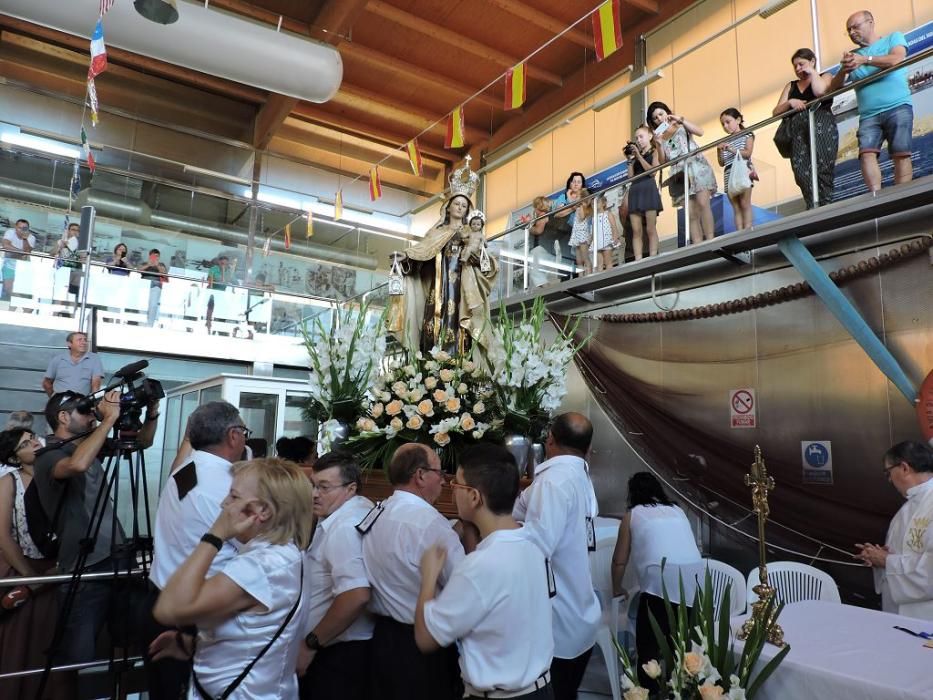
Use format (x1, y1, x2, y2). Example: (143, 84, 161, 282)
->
(387, 156, 499, 355)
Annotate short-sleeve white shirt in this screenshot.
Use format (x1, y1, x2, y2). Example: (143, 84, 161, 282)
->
(303, 495, 375, 643)
(423, 528, 554, 692)
(2, 229, 35, 257)
(151, 450, 237, 590)
(513, 454, 601, 659)
(362, 489, 465, 624)
(191, 539, 305, 700)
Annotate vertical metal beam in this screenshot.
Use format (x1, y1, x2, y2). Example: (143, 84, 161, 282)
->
(776, 235, 918, 403)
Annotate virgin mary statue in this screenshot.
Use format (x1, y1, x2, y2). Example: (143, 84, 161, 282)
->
(387, 156, 499, 355)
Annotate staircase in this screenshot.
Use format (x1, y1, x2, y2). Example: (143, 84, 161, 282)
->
(0, 324, 69, 434)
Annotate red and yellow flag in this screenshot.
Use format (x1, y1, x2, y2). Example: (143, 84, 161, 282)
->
(334, 190, 343, 221)
(306, 211, 313, 238)
(284, 222, 292, 250)
(592, 0, 623, 62)
(369, 167, 382, 201)
(445, 106, 465, 149)
(504, 63, 527, 110)
(406, 139, 424, 176)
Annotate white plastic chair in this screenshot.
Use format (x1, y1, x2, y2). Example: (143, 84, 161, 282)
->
(589, 529, 631, 700)
(745, 561, 841, 607)
(701, 558, 746, 618)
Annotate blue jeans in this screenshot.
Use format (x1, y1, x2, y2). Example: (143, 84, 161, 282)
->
(54, 574, 112, 664)
(857, 103, 913, 157)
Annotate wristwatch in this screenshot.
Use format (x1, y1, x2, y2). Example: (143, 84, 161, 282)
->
(867, 55, 873, 63)
(304, 631, 322, 651)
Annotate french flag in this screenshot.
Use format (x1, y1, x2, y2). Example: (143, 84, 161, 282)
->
(88, 19, 107, 79)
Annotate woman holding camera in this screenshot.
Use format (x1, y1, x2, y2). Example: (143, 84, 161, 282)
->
(625, 126, 664, 260)
(0, 429, 71, 699)
(153, 458, 313, 699)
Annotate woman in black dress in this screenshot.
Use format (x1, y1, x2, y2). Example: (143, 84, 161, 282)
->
(773, 48, 839, 209)
(626, 126, 663, 260)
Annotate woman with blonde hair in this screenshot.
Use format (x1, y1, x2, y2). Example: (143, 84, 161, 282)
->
(152, 458, 314, 699)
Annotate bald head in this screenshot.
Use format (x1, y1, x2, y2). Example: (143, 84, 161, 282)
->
(846, 10, 876, 46)
(548, 412, 593, 457)
(388, 443, 438, 486)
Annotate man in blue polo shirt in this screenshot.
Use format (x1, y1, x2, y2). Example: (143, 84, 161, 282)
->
(42, 331, 104, 396)
(830, 10, 913, 192)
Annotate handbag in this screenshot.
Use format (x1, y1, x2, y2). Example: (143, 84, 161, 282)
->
(774, 118, 793, 159)
(11, 472, 61, 559)
(728, 154, 753, 195)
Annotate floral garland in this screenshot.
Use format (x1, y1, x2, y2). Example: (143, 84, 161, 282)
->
(347, 347, 501, 470)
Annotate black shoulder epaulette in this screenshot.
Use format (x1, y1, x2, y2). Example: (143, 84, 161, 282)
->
(355, 501, 385, 535)
(545, 558, 557, 598)
(173, 461, 198, 501)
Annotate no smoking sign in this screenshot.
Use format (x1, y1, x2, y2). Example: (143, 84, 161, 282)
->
(729, 389, 757, 429)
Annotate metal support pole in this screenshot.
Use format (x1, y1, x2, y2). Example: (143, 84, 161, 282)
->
(808, 108, 819, 208)
(77, 205, 95, 332)
(809, 0, 823, 71)
(683, 159, 691, 245)
(523, 227, 529, 290)
(776, 235, 918, 403)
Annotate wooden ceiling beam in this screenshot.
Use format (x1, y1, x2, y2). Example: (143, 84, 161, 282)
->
(334, 84, 488, 143)
(253, 94, 299, 149)
(311, 0, 370, 45)
(623, 0, 660, 14)
(366, 1, 563, 87)
(484, 0, 590, 48)
(340, 42, 504, 111)
(0, 16, 265, 103)
(290, 104, 454, 161)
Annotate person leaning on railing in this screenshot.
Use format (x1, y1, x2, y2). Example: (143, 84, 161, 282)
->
(1, 219, 34, 303)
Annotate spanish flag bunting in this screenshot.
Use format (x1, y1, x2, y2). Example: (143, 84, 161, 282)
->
(445, 106, 465, 149)
(504, 63, 527, 111)
(369, 167, 382, 201)
(334, 190, 343, 221)
(284, 222, 292, 250)
(88, 19, 108, 79)
(592, 0, 623, 62)
(306, 211, 313, 238)
(406, 139, 424, 177)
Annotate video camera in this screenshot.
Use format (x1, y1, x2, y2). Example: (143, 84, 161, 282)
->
(68, 359, 165, 442)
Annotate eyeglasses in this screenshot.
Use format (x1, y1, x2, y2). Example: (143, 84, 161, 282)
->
(882, 463, 901, 477)
(231, 425, 253, 439)
(449, 480, 476, 493)
(846, 18, 872, 34)
(419, 466, 448, 480)
(15, 433, 36, 452)
(313, 481, 352, 495)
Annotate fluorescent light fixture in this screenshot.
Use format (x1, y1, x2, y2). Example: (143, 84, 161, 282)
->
(497, 249, 574, 273)
(408, 192, 445, 216)
(479, 143, 533, 173)
(758, 0, 799, 19)
(184, 164, 250, 186)
(1, 132, 81, 159)
(592, 69, 664, 112)
(355, 226, 411, 243)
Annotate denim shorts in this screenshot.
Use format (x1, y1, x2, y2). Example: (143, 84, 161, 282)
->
(857, 103, 913, 157)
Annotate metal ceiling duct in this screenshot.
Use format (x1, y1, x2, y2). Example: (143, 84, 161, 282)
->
(0, 178, 378, 270)
(1, 0, 342, 103)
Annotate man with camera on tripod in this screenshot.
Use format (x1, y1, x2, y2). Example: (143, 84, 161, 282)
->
(33, 388, 159, 665)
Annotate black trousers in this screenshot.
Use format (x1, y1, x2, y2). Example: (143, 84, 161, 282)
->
(636, 593, 686, 691)
(549, 646, 593, 700)
(370, 615, 461, 700)
(141, 583, 191, 700)
(299, 639, 372, 700)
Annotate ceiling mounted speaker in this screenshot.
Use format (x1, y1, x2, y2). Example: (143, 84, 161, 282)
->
(134, 0, 179, 24)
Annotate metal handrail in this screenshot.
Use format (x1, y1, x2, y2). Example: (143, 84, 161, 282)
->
(0, 567, 148, 588)
(485, 44, 933, 245)
(0, 656, 144, 680)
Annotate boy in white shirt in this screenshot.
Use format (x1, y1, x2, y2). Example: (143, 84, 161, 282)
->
(415, 444, 555, 699)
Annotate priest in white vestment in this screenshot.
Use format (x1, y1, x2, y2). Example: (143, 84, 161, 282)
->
(856, 441, 933, 621)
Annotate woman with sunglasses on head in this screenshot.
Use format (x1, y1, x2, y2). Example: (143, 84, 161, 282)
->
(0, 429, 72, 699)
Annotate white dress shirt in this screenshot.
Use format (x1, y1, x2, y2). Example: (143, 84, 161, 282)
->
(513, 454, 601, 659)
(151, 450, 236, 590)
(630, 504, 702, 604)
(191, 539, 305, 700)
(303, 495, 376, 643)
(362, 489, 465, 624)
(423, 528, 554, 692)
(877, 477, 933, 620)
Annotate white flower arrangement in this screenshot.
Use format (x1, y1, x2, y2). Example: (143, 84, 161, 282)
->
(614, 569, 789, 700)
(302, 301, 386, 451)
(482, 297, 587, 436)
(347, 346, 499, 470)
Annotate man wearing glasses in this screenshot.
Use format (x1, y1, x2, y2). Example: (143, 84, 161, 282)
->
(361, 443, 465, 700)
(830, 10, 913, 192)
(297, 451, 375, 700)
(1, 218, 35, 302)
(855, 441, 933, 621)
(146, 400, 247, 699)
(33, 388, 159, 664)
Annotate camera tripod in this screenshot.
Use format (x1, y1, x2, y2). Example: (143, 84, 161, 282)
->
(36, 430, 155, 700)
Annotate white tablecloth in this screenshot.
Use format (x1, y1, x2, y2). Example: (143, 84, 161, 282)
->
(733, 600, 933, 700)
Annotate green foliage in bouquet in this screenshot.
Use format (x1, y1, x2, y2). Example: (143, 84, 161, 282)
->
(613, 566, 790, 699)
(346, 346, 502, 471)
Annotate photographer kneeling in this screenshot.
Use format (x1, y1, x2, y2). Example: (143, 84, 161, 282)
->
(34, 388, 159, 664)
